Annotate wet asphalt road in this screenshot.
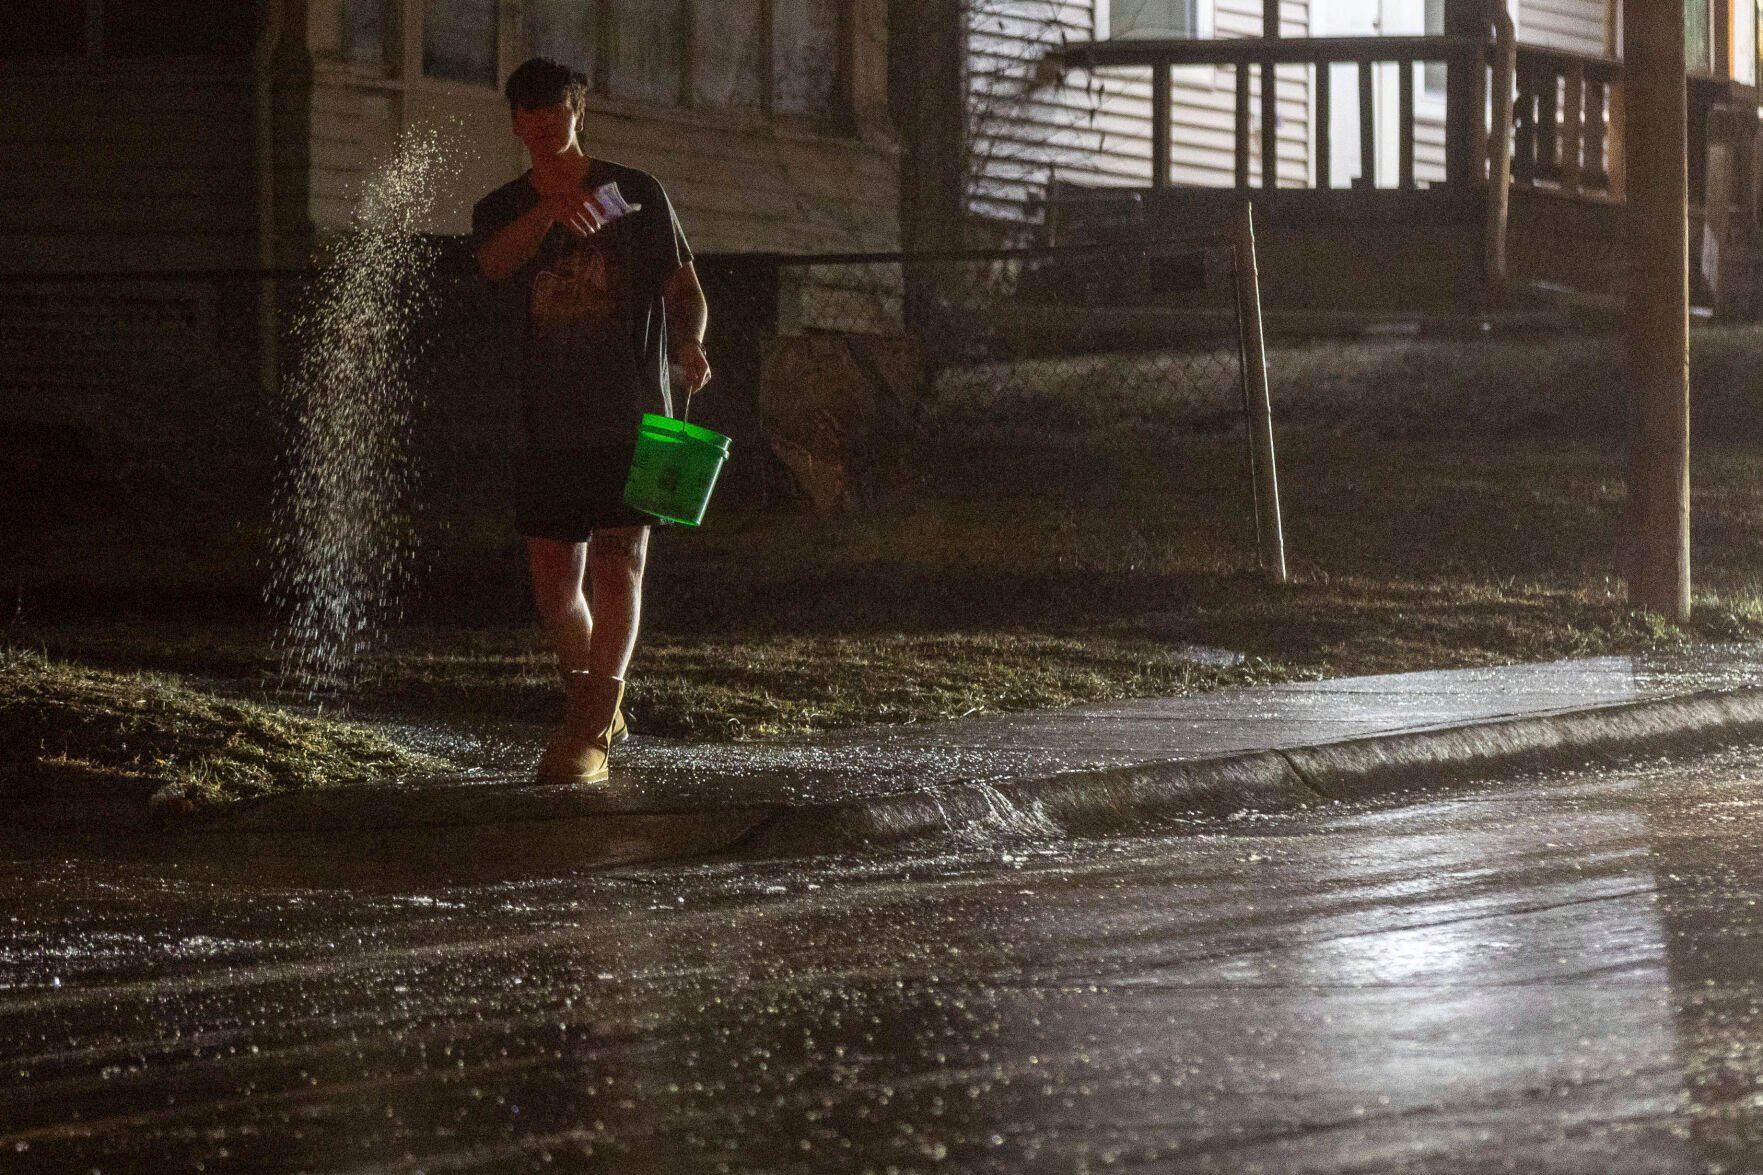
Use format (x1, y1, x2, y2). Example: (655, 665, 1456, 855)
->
(8, 749, 1763, 1173)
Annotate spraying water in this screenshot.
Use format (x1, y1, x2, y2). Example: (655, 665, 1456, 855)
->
(266, 127, 463, 696)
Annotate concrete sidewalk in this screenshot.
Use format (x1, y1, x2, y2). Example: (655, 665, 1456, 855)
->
(170, 646, 1763, 868)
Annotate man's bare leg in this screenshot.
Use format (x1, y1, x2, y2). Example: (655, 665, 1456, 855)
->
(528, 533, 636, 781)
(585, 526, 649, 679)
(526, 538, 593, 672)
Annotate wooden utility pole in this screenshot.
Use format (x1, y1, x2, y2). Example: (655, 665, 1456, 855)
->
(1624, 0, 1692, 620)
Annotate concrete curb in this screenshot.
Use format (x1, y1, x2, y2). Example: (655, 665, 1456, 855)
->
(737, 686, 1763, 857)
(28, 683, 1763, 868)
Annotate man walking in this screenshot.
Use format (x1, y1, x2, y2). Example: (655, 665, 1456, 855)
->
(472, 58, 710, 784)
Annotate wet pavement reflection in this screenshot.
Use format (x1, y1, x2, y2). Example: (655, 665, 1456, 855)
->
(210, 647, 1763, 828)
(8, 746, 1763, 1171)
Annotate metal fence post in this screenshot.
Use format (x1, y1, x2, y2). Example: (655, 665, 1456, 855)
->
(1232, 200, 1289, 584)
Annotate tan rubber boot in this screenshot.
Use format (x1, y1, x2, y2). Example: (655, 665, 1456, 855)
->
(560, 668, 629, 745)
(535, 672, 625, 784)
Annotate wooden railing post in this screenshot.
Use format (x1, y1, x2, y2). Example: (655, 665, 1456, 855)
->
(1357, 60, 1376, 187)
(1236, 64, 1253, 189)
(1315, 63, 1332, 187)
(1585, 75, 1609, 189)
(1561, 62, 1585, 194)
(1263, 0, 1279, 189)
(1537, 64, 1561, 180)
(1398, 52, 1416, 188)
(1443, 0, 1485, 186)
(1262, 60, 1279, 189)
(1512, 60, 1536, 184)
(1152, 55, 1172, 189)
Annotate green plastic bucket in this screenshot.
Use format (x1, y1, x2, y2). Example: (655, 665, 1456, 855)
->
(623, 413, 731, 526)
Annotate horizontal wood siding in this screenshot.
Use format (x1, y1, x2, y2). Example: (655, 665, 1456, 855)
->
(1515, 0, 1609, 55)
(1415, 97, 1448, 185)
(306, 4, 899, 256)
(969, 0, 1311, 226)
(968, 0, 1099, 222)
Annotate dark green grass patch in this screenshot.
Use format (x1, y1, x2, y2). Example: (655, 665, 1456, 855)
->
(14, 326, 1763, 768)
(27, 625, 1287, 743)
(0, 648, 449, 817)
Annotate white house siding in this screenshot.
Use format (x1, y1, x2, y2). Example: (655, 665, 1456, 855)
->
(1515, 0, 1609, 55)
(1415, 99, 1448, 185)
(967, 0, 1102, 221)
(967, 0, 1311, 225)
(305, 0, 900, 256)
(981, 0, 1611, 215)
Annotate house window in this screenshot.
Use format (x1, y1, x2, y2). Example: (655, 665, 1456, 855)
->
(343, 0, 388, 72)
(774, 0, 845, 115)
(521, 0, 850, 126)
(1686, 0, 1713, 71)
(1423, 0, 1446, 97)
(609, 0, 687, 106)
(424, 0, 498, 86)
(526, 0, 600, 76)
(694, 0, 767, 110)
(1110, 0, 1201, 38)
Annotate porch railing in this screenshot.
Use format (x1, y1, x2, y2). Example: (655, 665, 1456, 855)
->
(1049, 34, 1755, 310)
(1512, 46, 1623, 198)
(1055, 36, 1487, 192)
(1055, 36, 1730, 204)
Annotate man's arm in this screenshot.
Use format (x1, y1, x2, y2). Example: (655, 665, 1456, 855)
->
(476, 200, 560, 282)
(478, 196, 592, 282)
(664, 262, 711, 395)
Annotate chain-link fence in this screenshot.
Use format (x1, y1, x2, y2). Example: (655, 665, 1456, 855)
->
(692, 227, 1283, 572)
(2, 218, 1285, 611)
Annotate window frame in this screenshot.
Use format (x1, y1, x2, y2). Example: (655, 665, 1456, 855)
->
(341, 0, 393, 76)
(422, 0, 501, 87)
(1099, 0, 1212, 41)
(524, 0, 855, 132)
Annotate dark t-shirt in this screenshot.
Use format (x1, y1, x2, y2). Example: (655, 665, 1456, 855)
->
(471, 159, 693, 447)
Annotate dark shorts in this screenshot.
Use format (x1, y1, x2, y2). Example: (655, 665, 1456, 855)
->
(515, 444, 654, 541)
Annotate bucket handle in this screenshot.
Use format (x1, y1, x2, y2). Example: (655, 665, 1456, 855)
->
(676, 347, 707, 423)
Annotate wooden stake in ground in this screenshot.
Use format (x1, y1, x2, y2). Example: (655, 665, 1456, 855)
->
(1623, 0, 1692, 620)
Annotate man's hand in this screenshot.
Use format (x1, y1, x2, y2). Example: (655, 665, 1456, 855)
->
(541, 190, 600, 238)
(675, 339, 711, 397)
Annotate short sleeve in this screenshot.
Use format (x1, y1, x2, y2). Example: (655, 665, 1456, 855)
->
(652, 181, 693, 274)
(470, 187, 516, 257)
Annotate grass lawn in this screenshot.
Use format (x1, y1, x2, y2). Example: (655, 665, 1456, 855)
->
(9, 327, 1763, 796)
(0, 648, 446, 818)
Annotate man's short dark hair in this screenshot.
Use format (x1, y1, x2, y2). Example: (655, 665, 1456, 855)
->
(505, 57, 589, 112)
